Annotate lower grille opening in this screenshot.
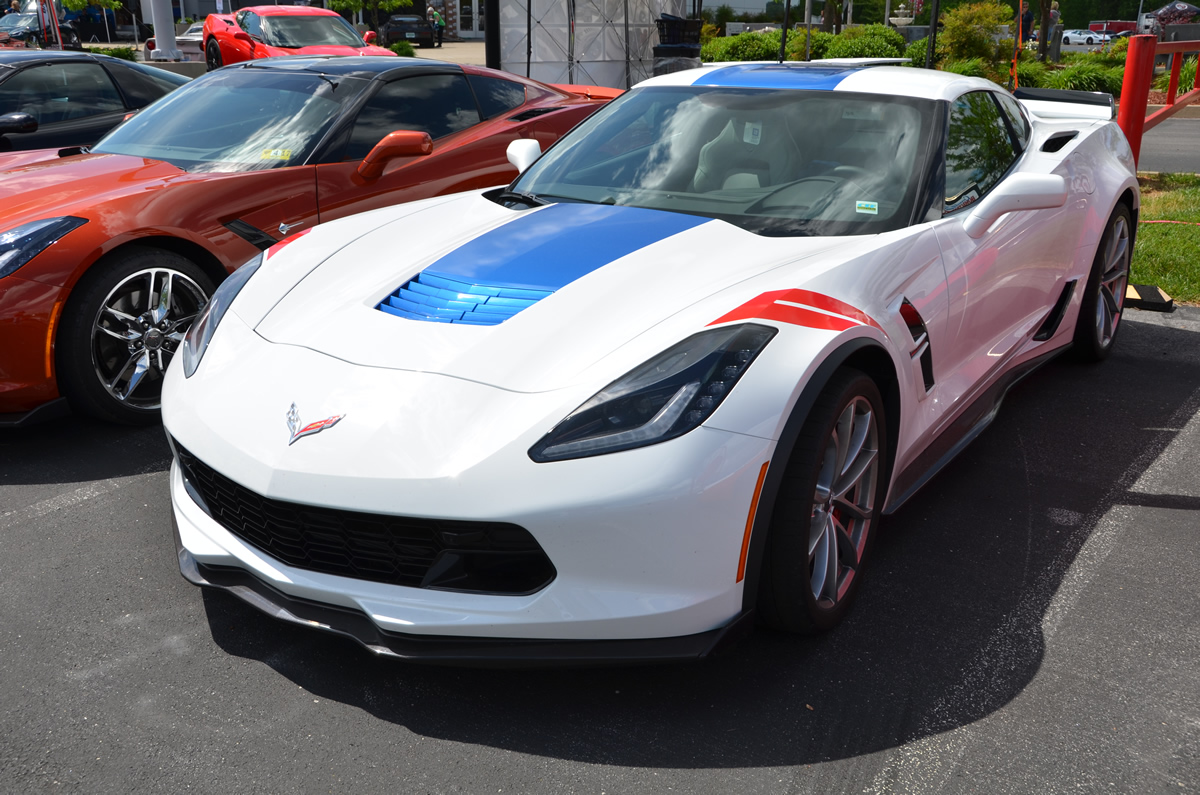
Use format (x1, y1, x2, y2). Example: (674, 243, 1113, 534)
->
(173, 441, 555, 595)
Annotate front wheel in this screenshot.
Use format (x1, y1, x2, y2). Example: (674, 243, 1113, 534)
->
(1073, 203, 1132, 362)
(205, 38, 223, 71)
(57, 247, 215, 425)
(757, 368, 889, 634)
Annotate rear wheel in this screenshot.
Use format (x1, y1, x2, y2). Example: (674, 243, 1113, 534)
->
(57, 247, 214, 425)
(1073, 203, 1132, 362)
(758, 368, 888, 634)
(205, 38, 223, 71)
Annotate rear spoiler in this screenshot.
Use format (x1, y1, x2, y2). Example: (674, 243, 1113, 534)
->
(1013, 87, 1115, 120)
(550, 83, 624, 101)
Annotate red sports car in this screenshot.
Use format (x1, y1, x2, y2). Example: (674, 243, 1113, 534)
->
(0, 56, 618, 427)
(203, 6, 394, 71)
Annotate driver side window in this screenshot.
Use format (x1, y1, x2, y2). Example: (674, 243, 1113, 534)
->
(944, 91, 1018, 213)
(341, 74, 482, 161)
(238, 11, 262, 39)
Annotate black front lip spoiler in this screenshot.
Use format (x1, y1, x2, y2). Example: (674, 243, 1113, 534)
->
(174, 516, 754, 668)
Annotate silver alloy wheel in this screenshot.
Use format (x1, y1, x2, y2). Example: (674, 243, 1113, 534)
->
(1094, 212, 1130, 349)
(90, 267, 208, 410)
(808, 396, 880, 607)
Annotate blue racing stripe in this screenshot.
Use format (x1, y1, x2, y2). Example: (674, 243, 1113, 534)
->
(423, 203, 709, 291)
(693, 63, 863, 90)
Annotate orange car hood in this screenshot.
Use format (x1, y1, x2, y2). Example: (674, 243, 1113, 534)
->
(0, 151, 185, 225)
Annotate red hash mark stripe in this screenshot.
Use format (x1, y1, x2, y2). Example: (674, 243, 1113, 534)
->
(709, 289, 882, 332)
(267, 227, 313, 259)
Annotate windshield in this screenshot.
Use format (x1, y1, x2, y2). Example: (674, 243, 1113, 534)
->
(511, 86, 937, 237)
(93, 70, 368, 172)
(0, 13, 35, 30)
(261, 15, 366, 48)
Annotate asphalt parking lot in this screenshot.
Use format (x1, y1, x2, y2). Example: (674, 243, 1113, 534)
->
(2, 307, 1198, 793)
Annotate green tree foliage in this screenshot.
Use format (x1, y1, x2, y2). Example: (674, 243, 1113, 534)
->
(786, 28, 836, 59)
(943, 56, 989, 76)
(1015, 57, 1048, 85)
(940, 1, 1013, 61)
(824, 25, 905, 57)
(1153, 55, 1196, 92)
(61, 0, 121, 12)
(328, 0, 413, 33)
(839, 22, 906, 51)
(700, 29, 782, 61)
(903, 36, 938, 66)
(390, 40, 416, 56)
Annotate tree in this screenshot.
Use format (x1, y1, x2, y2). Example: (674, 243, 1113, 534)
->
(328, 0, 413, 34)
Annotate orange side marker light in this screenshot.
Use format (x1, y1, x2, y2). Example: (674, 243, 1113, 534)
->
(736, 461, 770, 583)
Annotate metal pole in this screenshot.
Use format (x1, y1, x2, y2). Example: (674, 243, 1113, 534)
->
(778, 0, 791, 62)
(924, 0, 940, 69)
(803, 0, 811, 59)
(623, 0, 630, 89)
(567, 0, 574, 84)
(526, 0, 532, 77)
(484, 0, 499, 67)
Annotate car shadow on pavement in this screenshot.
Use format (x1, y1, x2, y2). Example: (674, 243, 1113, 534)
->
(189, 316, 1199, 767)
(0, 415, 171, 486)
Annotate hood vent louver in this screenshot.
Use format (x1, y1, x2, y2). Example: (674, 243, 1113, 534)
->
(378, 272, 553, 326)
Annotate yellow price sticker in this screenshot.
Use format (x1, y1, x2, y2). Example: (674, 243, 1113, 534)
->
(261, 148, 292, 160)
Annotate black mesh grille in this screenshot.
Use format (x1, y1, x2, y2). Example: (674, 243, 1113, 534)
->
(174, 442, 555, 595)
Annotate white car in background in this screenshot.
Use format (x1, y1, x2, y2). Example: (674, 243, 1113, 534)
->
(163, 61, 1139, 665)
(1062, 28, 1110, 44)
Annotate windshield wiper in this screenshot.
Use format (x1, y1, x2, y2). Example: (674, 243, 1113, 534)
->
(495, 189, 546, 208)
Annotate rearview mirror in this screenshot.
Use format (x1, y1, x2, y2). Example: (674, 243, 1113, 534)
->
(363, 30, 377, 44)
(962, 174, 1067, 238)
(0, 112, 37, 136)
(357, 130, 433, 181)
(506, 138, 541, 174)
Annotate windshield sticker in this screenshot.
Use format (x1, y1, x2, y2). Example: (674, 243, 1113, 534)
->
(855, 200, 879, 215)
(743, 122, 762, 145)
(946, 187, 980, 213)
(261, 148, 292, 161)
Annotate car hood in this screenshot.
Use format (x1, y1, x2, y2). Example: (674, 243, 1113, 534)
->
(274, 44, 394, 56)
(0, 151, 183, 224)
(252, 192, 858, 393)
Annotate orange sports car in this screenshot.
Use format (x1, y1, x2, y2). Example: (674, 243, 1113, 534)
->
(0, 55, 618, 427)
(202, 6, 394, 71)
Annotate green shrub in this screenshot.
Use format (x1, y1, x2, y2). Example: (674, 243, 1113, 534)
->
(701, 30, 781, 62)
(840, 23, 906, 54)
(785, 28, 835, 60)
(943, 57, 988, 77)
(86, 46, 136, 61)
(389, 41, 416, 57)
(1015, 58, 1047, 87)
(939, 0, 1012, 62)
(1044, 61, 1110, 92)
(825, 31, 904, 58)
(1153, 55, 1197, 93)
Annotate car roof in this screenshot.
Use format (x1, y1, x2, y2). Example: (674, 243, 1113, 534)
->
(234, 54, 461, 79)
(239, 5, 342, 16)
(0, 50, 102, 69)
(637, 61, 1001, 102)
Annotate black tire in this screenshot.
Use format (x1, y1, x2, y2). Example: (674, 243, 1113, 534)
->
(205, 38, 223, 72)
(757, 368, 889, 634)
(57, 247, 215, 425)
(1072, 203, 1132, 363)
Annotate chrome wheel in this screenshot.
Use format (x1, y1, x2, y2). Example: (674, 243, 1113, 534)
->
(90, 268, 208, 411)
(1093, 212, 1129, 350)
(807, 395, 880, 607)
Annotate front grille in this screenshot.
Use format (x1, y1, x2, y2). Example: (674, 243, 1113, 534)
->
(173, 442, 555, 595)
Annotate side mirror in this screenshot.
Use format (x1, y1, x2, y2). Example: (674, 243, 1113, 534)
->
(962, 173, 1067, 238)
(506, 138, 542, 174)
(234, 31, 253, 45)
(363, 30, 377, 44)
(357, 130, 433, 181)
(0, 112, 37, 136)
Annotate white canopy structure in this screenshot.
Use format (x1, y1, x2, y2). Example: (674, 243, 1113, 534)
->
(500, 0, 686, 89)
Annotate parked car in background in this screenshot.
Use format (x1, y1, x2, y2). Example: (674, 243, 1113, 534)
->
(380, 14, 434, 48)
(161, 62, 1138, 663)
(1061, 28, 1109, 44)
(0, 0, 81, 48)
(203, 6, 393, 71)
(0, 56, 617, 427)
(0, 50, 188, 151)
(146, 21, 206, 61)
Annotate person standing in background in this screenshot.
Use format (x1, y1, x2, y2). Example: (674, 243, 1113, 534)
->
(426, 5, 444, 47)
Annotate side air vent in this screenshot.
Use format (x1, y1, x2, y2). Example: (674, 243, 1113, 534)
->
(507, 107, 559, 122)
(1041, 131, 1079, 153)
(899, 299, 935, 393)
(1033, 279, 1077, 341)
(378, 271, 553, 325)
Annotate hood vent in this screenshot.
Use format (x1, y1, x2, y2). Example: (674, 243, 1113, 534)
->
(378, 271, 552, 326)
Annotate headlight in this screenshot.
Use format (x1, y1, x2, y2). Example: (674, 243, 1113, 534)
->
(180, 253, 263, 378)
(0, 217, 88, 279)
(529, 324, 776, 462)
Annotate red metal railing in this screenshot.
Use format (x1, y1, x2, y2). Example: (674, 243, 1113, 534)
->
(1118, 35, 1200, 166)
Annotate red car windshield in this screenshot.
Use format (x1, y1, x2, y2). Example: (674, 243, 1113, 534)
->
(260, 15, 366, 48)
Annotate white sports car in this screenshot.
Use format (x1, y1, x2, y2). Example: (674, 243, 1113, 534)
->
(163, 62, 1138, 664)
